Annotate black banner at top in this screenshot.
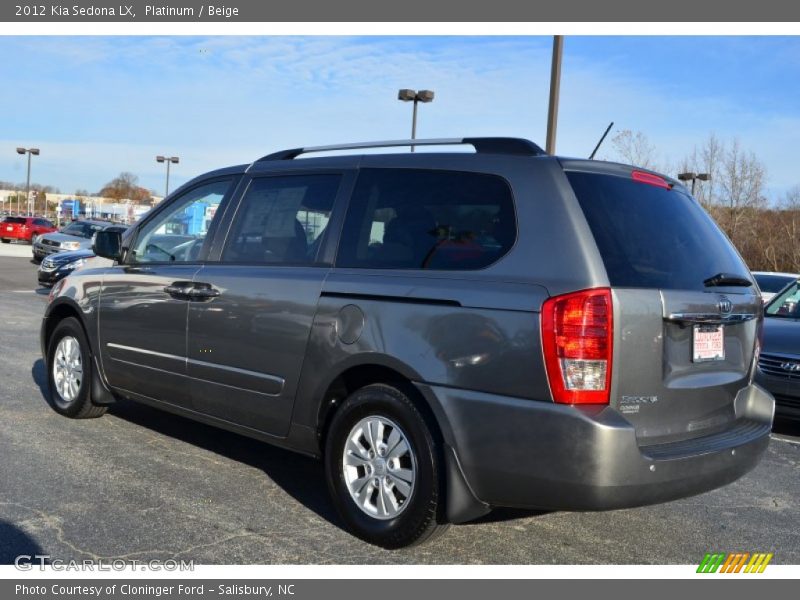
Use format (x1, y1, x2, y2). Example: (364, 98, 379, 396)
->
(2, 0, 800, 22)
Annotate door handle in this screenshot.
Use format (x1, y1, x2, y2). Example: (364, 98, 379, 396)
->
(187, 287, 220, 299)
(163, 282, 220, 300)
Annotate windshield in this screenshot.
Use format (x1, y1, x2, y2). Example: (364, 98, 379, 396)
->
(765, 281, 800, 318)
(60, 222, 104, 239)
(755, 273, 797, 294)
(567, 170, 751, 291)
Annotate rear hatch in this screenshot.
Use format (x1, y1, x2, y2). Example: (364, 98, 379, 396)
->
(2, 217, 29, 238)
(564, 164, 761, 445)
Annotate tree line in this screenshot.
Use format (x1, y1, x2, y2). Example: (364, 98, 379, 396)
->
(606, 130, 800, 274)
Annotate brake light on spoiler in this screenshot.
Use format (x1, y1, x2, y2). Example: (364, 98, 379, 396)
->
(541, 288, 613, 404)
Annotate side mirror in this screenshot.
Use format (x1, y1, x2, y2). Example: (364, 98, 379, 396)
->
(92, 230, 122, 261)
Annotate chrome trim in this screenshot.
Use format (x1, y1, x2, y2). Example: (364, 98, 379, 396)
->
(665, 312, 756, 324)
(106, 343, 285, 390)
(186, 357, 284, 387)
(106, 342, 183, 362)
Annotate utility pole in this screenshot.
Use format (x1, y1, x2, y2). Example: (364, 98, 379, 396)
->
(546, 35, 564, 155)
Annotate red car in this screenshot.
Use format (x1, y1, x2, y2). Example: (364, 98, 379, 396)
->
(1, 216, 57, 243)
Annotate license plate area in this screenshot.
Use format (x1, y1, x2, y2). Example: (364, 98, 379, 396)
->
(693, 324, 724, 362)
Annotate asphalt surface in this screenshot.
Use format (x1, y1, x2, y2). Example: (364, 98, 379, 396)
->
(0, 251, 798, 565)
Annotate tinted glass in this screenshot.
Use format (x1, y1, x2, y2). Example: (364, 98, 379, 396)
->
(221, 175, 340, 265)
(765, 281, 800, 318)
(60, 221, 105, 238)
(567, 171, 750, 290)
(337, 169, 515, 270)
(2, 217, 27, 224)
(131, 179, 231, 263)
(754, 273, 797, 294)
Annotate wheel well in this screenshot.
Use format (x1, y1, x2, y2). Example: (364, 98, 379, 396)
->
(44, 304, 86, 355)
(317, 364, 443, 452)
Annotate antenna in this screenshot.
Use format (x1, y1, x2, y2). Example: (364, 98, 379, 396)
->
(589, 122, 614, 160)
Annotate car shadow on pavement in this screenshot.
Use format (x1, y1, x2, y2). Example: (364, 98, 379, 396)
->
(0, 520, 44, 565)
(31, 359, 551, 531)
(31, 359, 339, 528)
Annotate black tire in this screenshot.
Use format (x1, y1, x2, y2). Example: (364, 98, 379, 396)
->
(46, 317, 107, 419)
(1, 239, 10, 243)
(324, 383, 447, 548)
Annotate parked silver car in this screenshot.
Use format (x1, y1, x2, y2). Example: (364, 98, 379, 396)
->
(32, 220, 122, 262)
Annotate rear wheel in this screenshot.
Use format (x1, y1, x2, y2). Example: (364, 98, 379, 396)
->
(324, 383, 446, 548)
(47, 317, 107, 419)
(1, 239, 10, 243)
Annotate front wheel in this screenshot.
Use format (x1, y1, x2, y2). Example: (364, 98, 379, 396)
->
(1, 239, 10, 243)
(47, 317, 107, 419)
(324, 383, 447, 548)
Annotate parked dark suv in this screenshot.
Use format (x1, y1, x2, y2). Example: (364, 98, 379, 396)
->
(40, 138, 774, 548)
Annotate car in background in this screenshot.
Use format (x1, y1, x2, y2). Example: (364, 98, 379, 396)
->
(32, 220, 125, 262)
(756, 277, 800, 421)
(37, 249, 113, 287)
(752, 271, 800, 304)
(1, 216, 57, 244)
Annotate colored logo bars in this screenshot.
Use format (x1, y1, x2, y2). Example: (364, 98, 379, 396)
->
(697, 552, 773, 573)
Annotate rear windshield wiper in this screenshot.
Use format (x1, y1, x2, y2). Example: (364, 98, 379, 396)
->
(703, 272, 753, 287)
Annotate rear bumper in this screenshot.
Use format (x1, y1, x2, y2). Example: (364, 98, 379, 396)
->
(2, 232, 30, 241)
(421, 383, 774, 512)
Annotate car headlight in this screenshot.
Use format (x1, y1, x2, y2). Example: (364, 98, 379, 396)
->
(61, 241, 81, 250)
(32, 234, 40, 244)
(63, 258, 87, 271)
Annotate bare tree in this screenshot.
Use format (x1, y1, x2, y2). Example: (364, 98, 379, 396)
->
(608, 129, 660, 171)
(717, 139, 766, 245)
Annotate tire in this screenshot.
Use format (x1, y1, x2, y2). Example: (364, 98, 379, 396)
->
(1, 239, 9, 243)
(46, 317, 107, 419)
(324, 383, 447, 548)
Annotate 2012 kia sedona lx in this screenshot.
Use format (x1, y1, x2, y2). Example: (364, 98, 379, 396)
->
(41, 138, 774, 548)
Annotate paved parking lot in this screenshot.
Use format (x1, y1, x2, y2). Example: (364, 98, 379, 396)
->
(0, 250, 798, 564)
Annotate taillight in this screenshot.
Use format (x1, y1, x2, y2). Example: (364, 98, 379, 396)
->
(541, 288, 613, 404)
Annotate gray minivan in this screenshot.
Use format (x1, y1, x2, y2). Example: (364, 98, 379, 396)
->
(40, 138, 774, 548)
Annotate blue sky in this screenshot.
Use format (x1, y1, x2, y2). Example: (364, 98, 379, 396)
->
(1, 36, 798, 198)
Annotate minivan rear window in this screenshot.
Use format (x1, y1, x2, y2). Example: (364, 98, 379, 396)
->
(2, 217, 26, 224)
(567, 170, 750, 291)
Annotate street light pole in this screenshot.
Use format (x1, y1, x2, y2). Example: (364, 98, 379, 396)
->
(398, 89, 435, 152)
(677, 172, 711, 197)
(546, 35, 564, 155)
(16, 147, 40, 216)
(156, 155, 180, 199)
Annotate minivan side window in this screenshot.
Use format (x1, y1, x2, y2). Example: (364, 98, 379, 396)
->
(129, 179, 231, 263)
(337, 169, 516, 270)
(221, 175, 341, 265)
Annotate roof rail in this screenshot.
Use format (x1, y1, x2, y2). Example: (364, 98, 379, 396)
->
(256, 137, 546, 162)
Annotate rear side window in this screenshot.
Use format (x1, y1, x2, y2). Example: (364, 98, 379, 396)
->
(221, 174, 341, 265)
(567, 171, 749, 291)
(2, 217, 26, 224)
(337, 169, 516, 270)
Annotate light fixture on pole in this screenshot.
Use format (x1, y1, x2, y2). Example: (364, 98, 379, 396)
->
(16, 147, 40, 216)
(156, 155, 180, 198)
(398, 89, 434, 152)
(677, 172, 711, 196)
